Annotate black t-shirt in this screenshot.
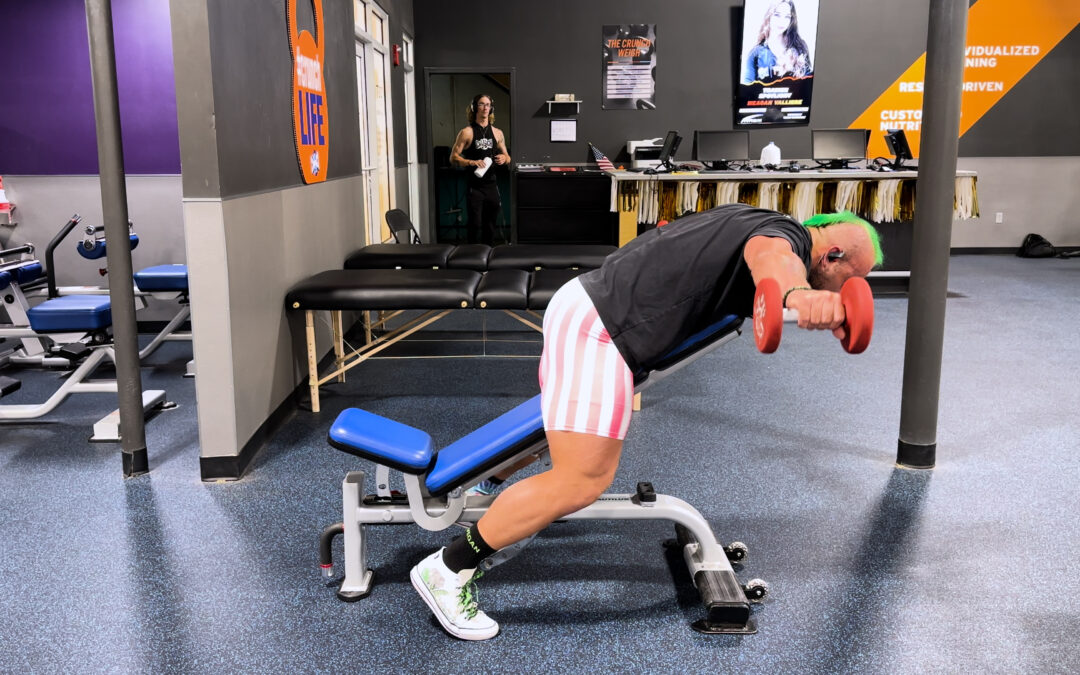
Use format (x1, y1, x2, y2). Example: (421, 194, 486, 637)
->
(578, 204, 812, 373)
(463, 122, 497, 186)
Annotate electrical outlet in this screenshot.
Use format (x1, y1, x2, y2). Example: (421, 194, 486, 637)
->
(995, 212, 1004, 223)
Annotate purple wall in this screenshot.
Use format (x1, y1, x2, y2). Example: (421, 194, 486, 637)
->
(0, 0, 180, 174)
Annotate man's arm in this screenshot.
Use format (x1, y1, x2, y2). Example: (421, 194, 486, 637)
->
(743, 234, 845, 334)
(450, 127, 480, 168)
(493, 128, 511, 165)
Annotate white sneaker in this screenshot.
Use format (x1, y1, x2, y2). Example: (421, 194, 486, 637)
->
(410, 548, 499, 640)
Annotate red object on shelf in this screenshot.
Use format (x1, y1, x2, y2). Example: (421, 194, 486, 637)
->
(0, 176, 12, 217)
(548, 167, 578, 172)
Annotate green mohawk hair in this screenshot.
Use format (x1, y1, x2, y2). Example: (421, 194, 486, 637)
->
(803, 211, 884, 267)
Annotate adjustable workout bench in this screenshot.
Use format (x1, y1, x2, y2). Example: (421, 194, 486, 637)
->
(0, 267, 170, 440)
(57, 216, 193, 373)
(321, 312, 771, 635)
(287, 243, 615, 412)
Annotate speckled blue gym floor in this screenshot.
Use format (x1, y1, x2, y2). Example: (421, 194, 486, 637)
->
(2, 255, 1078, 673)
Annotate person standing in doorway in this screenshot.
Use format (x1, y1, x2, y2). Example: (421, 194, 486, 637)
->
(450, 94, 511, 245)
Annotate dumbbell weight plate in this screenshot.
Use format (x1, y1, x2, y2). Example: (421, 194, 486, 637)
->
(839, 276, 874, 354)
(753, 277, 783, 353)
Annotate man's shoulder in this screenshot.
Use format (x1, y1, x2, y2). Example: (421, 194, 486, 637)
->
(457, 125, 474, 138)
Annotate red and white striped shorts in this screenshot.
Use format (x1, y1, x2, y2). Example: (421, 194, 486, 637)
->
(538, 277, 634, 440)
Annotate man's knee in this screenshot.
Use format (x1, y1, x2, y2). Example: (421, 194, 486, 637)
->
(552, 468, 617, 513)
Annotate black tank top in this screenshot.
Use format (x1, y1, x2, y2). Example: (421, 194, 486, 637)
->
(578, 204, 812, 374)
(463, 122, 497, 186)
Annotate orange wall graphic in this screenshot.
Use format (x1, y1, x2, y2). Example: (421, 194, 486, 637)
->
(289, 0, 329, 184)
(850, 0, 1080, 159)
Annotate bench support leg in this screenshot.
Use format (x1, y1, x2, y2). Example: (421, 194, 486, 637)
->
(332, 311, 345, 383)
(338, 471, 374, 600)
(305, 310, 320, 413)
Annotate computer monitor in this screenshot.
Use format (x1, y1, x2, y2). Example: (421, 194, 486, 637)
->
(883, 129, 913, 168)
(812, 128, 870, 169)
(656, 130, 681, 170)
(693, 130, 750, 170)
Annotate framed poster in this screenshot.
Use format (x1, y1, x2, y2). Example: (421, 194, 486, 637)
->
(735, 0, 819, 126)
(602, 24, 657, 110)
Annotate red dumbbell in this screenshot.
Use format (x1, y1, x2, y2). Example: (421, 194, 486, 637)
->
(752, 277, 874, 354)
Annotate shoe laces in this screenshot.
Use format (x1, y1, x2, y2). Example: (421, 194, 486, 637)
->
(457, 569, 484, 620)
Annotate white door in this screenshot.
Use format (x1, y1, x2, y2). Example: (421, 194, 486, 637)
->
(402, 33, 421, 231)
(355, 44, 377, 245)
(355, 0, 395, 245)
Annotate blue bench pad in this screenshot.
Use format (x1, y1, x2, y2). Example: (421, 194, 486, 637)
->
(328, 395, 546, 495)
(329, 408, 434, 473)
(135, 264, 189, 292)
(425, 395, 545, 496)
(27, 295, 112, 333)
(16, 261, 43, 285)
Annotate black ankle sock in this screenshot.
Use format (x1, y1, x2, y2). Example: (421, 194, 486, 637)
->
(442, 525, 497, 573)
(487, 476, 505, 486)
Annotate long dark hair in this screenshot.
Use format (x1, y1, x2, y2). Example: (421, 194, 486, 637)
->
(467, 94, 495, 125)
(756, 0, 809, 57)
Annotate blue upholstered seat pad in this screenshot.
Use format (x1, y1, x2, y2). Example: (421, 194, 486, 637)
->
(76, 234, 140, 260)
(27, 295, 112, 332)
(328, 396, 544, 485)
(1, 261, 44, 287)
(424, 395, 545, 495)
(16, 261, 43, 285)
(286, 269, 483, 311)
(329, 408, 434, 473)
(634, 315, 743, 385)
(134, 264, 189, 292)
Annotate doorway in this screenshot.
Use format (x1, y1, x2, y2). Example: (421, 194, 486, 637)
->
(425, 69, 515, 244)
(354, 0, 394, 246)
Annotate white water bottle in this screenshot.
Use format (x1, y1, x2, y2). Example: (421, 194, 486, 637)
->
(474, 156, 493, 178)
(760, 141, 781, 167)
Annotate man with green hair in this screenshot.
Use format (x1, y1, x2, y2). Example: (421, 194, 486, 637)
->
(411, 203, 882, 640)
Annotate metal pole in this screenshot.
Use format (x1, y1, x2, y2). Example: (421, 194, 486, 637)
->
(85, 0, 149, 476)
(897, 0, 969, 469)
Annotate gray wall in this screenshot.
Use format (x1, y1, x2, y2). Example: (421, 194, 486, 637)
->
(413, 0, 937, 164)
(412, 0, 1080, 245)
(0, 176, 185, 321)
(171, 0, 367, 469)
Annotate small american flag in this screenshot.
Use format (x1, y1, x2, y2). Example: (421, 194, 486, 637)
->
(589, 143, 616, 172)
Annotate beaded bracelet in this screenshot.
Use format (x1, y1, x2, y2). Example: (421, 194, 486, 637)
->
(782, 285, 811, 308)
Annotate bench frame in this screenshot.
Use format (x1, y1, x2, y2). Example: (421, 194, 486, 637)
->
(329, 320, 763, 634)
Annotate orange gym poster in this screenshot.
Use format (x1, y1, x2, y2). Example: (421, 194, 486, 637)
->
(850, 0, 1080, 159)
